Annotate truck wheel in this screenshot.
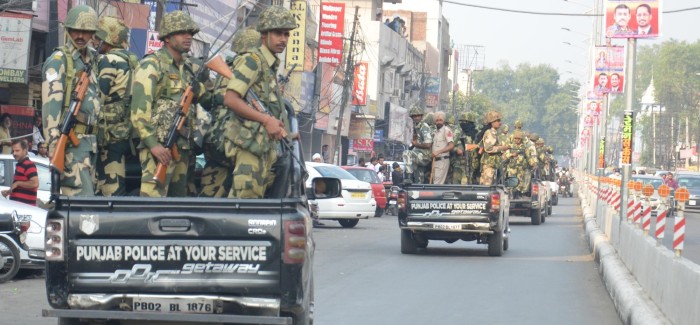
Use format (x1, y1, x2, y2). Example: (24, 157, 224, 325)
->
(503, 237, 509, 251)
(401, 230, 418, 254)
(338, 219, 359, 228)
(0, 237, 20, 283)
(530, 209, 542, 225)
(57, 318, 83, 325)
(488, 230, 504, 256)
(541, 208, 547, 223)
(547, 203, 552, 216)
(553, 196, 558, 206)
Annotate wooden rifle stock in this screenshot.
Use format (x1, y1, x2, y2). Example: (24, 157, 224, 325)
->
(51, 67, 91, 174)
(152, 86, 194, 187)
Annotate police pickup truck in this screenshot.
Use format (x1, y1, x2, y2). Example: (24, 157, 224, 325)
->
(397, 178, 516, 256)
(508, 174, 548, 225)
(42, 111, 338, 325)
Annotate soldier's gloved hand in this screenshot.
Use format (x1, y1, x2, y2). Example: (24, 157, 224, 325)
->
(263, 116, 285, 140)
(150, 145, 172, 165)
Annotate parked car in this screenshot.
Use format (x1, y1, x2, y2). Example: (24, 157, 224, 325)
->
(0, 199, 46, 273)
(305, 162, 376, 228)
(0, 154, 52, 206)
(342, 166, 387, 217)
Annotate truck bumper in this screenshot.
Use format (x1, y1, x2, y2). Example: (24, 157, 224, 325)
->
(43, 308, 292, 324)
(402, 221, 494, 234)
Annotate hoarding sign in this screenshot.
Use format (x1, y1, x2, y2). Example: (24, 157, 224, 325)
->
(353, 138, 374, 152)
(286, 0, 306, 71)
(593, 45, 625, 94)
(146, 30, 162, 54)
(598, 137, 606, 169)
(352, 62, 368, 106)
(318, 2, 345, 66)
(621, 111, 634, 165)
(425, 77, 441, 107)
(605, 0, 661, 39)
(0, 105, 34, 139)
(0, 12, 32, 84)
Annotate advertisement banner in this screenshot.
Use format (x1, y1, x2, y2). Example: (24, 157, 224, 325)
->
(605, 0, 661, 39)
(146, 30, 163, 54)
(353, 138, 374, 152)
(0, 12, 32, 84)
(352, 62, 369, 106)
(594, 45, 625, 94)
(598, 137, 606, 169)
(388, 103, 409, 142)
(621, 111, 634, 165)
(318, 2, 345, 66)
(587, 98, 602, 117)
(425, 77, 440, 107)
(0, 105, 34, 140)
(286, 0, 306, 71)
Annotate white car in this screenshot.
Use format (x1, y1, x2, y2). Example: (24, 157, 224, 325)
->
(0, 198, 47, 268)
(305, 162, 376, 228)
(0, 154, 52, 206)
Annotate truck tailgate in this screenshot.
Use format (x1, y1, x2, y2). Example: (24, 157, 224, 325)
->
(63, 198, 286, 294)
(405, 186, 491, 222)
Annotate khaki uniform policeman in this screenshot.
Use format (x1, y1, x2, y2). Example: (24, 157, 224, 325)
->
(222, 6, 297, 199)
(130, 11, 206, 197)
(199, 28, 261, 198)
(402, 105, 433, 184)
(431, 112, 454, 184)
(94, 16, 139, 196)
(42, 5, 101, 196)
(479, 111, 508, 185)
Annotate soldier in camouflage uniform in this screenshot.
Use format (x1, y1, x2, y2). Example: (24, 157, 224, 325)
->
(499, 124, 510, 145)
(199, 27, 261, 198)
(402, 105, 433, 184)
(502, 130, 537, 198)
(222, 6, 297, 199)
(130, 11, 207, 197)
(42, 5, 101, 197)
(94, 16, 139, 197)
(449, 112, 473, 185)
(479, 111, 508, 185)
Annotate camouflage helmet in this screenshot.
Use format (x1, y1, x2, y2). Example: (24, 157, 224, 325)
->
(423, 112, 435, 126)
(158, 10, 199, 41)
(529, 133, 540, 141)
(257, 6, 298, 32)
(502, 124, 509, 133)
(513, 130, 524, 139)
(231, 27, 261, 53)
(485, 111, 503, 124)
(64, 5, 98, 31)
(546, 145, 553, 153)
(409, 104, 424, 117)
(536, 138, 545, 145)
(446, 112, 455, 125)
(514, 120, 523, 129)
(96, 16, 128, 48)
(458, 112, 469, 121)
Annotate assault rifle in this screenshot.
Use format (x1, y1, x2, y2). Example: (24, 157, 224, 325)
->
(153, 67, 197, 187)
(51, 61, 93, 174)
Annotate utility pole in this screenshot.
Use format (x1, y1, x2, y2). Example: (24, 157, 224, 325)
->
(333, 6, 360, 166)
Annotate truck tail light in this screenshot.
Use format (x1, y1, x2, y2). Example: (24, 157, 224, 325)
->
(490, 193, 501, 213)
(45, 219, 65, 261)
(283, 220, 306, 264)
(397, 191, 407, 213)
(532, 183, 539, 195)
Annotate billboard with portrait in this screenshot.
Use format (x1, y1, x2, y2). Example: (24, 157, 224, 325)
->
(605, 0, 661, 39)
(593, 45, 625, 95)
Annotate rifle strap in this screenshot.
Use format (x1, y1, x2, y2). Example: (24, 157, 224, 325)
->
(110, 50, 139, 101)
(248, 50, 283, 118)
(56, 46, 75, 110)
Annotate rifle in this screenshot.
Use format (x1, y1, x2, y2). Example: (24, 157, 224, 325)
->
(460, 137, 472, 183)
(152, 69, 197, 187)
(50, 61, 93, 174)
(278, 63, 297, 84)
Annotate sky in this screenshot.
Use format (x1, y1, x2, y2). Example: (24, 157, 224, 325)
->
(442, 0, 700, 86)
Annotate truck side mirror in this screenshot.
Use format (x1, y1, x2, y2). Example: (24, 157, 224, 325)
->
(505, 177, 519, 188)
(307, 177, 342, 200)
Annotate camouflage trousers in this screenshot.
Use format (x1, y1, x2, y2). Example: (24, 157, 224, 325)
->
(479, 165, 497, 186)
(450, 155, 471, 184)
(59, 135, 97, 197)
(199, 162, 233, 198)
(403, 149, 430, 183)
(96, 140, 130, 196)
(138, 147, 190, 197)
(225, 141, 277, 199)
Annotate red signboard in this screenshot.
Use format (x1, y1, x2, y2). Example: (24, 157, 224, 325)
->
(0, 105, 34, 141)
(352, 62, 368, 106)
(318, 2, 345, 66)
(352, 138, 374, 152)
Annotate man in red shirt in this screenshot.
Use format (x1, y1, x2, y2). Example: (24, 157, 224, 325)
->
(1, 140, 39, 206)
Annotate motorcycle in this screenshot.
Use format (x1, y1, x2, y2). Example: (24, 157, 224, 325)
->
(386, 186, 400, 215)
(0, 210, 31, 283)
(558, 178, 573, 198)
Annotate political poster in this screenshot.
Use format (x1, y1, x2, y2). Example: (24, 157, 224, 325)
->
(593, 46, 625, 94)
(605, 0, 661, 39)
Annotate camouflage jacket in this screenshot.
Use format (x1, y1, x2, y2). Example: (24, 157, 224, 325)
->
(130, 48, 205, 151)
(480, 128, 501, 168)
(413, 121, 433, 156)
(524, 139, 538, 168)
(503, 143, 530, 172)
(97, 48, 138, 144)
(41, 42, 100, 156)
(451, 126, 473, 167)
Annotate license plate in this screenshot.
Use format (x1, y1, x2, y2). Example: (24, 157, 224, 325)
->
(689, 200, 697, 206)
(389, 200, 397, 205)
(133, 297, 214, 314)
(433, 223, 462, 230)
(351, 192, 366, 199)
